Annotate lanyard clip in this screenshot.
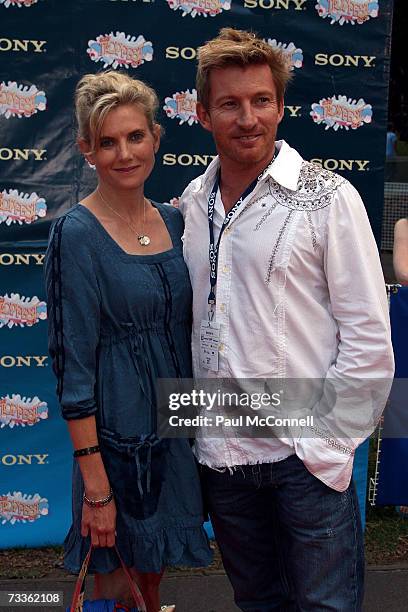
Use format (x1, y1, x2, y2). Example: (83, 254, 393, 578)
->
(208, 293, 216, 321)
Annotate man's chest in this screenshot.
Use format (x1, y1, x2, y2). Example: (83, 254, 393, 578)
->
(184, 192, 325, 285)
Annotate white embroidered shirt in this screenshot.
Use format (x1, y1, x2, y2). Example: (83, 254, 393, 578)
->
(179, 140, 394, 492)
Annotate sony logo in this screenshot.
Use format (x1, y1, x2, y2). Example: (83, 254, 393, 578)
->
(311, 159, 370, 172)
(0, 39, 47, 53)
(0, 355, 48, 368)
(1, 454, 49, 466)
(284, 106, 301, 117)
(166, 46, 197, 60)
(243, 0, 306, 9)
(163, 153, 217, 166)
(0, 149, 47, 161)
(0, 253, 45, 266)
(315, 54, 376, 68)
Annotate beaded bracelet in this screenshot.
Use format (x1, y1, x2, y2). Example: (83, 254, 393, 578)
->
(83, 488, 113, 508)
(73, 445, 100, 458)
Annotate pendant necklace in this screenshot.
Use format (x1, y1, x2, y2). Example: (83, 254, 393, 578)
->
(97, 188, 151, 246)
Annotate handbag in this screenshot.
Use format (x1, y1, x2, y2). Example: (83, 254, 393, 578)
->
(67, 545, 147, 612)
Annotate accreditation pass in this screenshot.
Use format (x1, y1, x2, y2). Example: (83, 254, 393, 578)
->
(200, 320, 221, 371)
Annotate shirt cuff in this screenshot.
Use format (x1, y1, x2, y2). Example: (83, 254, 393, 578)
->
(294, 434, 355, 492)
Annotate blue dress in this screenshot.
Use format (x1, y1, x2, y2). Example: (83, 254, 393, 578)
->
(45, 202, 212, 574)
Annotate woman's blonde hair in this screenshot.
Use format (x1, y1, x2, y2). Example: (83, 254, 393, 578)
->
(75, 71, 160, 151)
(196, 28, 292, 109)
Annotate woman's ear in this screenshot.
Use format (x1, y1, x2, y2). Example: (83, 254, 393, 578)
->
(152, 124, 161, 154)
(77, 137, 95, 166)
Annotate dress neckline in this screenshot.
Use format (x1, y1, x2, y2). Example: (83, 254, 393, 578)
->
(75, 202, 179, 263)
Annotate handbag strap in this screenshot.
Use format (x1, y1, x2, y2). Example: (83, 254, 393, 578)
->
(70, 545, 147, 612)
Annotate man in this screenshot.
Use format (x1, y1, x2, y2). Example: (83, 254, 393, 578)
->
(179, 28, 394, 611)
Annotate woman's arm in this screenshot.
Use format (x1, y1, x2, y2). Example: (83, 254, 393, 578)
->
(45, 215, 115, 547)
(68, 417, 116, 548)
(393, 218, 408, 285)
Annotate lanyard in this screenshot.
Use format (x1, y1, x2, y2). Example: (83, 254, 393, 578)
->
(207, 153, 277, 318)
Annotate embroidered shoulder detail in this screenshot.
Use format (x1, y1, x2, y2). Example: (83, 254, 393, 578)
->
(271, 161, 346, 211)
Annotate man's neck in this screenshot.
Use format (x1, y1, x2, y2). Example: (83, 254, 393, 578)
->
(218, 152, 275, 214)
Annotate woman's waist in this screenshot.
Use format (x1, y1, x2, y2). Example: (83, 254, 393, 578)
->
(99, 318, 191, 346)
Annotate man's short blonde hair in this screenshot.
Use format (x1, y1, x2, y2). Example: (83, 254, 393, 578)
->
(75, 71, 160, 151)
(196, 28, 292, 109)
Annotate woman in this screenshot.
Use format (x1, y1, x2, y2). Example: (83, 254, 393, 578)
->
(394, 218, 408, 285)
(45, 71, 212, 611)
(391, 220, 408, 521)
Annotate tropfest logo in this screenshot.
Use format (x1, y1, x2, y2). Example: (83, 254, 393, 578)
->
(0, 294, 47, 328)
(0, 81, 46, 119)
(266, 39, 303, 70)
(0, 0, 42, 6)
(310, 95, 372, 130)
(164, 89, 198, 125)
(0, 189, 47, 225)
(87, 32, 153, 69)
(315, 0, 379, 25)
(0, 492, 48, 525)
(166, 0, 231, 18)
(0, 394, 48, 428)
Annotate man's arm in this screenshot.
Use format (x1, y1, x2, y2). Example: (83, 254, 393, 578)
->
(294, 180, 394, 491)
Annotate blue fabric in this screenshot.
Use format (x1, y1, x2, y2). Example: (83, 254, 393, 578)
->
(201, 455, 364, 612)
(66, 601, 138, 611)
(386, 131, 397, 158)
(353, 440, 369, 529)
(45, 203, 212, 574)
(376, 287, 408, 505)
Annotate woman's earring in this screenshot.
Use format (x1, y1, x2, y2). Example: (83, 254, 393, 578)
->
(85, 157, 95, 170)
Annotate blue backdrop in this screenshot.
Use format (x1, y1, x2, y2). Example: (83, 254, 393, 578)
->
(0, 0, 393, 546)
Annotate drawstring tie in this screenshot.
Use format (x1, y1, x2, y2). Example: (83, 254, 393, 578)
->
(132, 435, 156, 499)
(135, 452, 143, 499)
(124, 326, 153, 406)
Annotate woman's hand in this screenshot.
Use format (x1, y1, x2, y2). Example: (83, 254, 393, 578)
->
(81, 497, 117, 548)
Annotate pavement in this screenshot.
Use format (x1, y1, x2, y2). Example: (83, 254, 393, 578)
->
(1, 565, 408, 612)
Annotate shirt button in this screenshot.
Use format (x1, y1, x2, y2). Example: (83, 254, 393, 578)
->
(219, 343, 225, 352)
(224, 228, 231, 235)
(220, 303, 226, 313)
(223, 265, 230, 274)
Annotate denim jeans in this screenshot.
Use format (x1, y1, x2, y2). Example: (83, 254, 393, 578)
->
(201, 454, 364, 612)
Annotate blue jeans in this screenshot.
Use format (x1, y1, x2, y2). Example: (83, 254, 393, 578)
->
(201, 454, 364, 612)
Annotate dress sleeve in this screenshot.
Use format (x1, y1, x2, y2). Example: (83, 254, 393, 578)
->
(44, 214, 101, 420)
(166, 203, 185, 240)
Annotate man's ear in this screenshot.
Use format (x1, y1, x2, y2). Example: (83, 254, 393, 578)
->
(196, 102, 213, 133)
(77, 137, 94, 165)
(277, 99, 285, 125)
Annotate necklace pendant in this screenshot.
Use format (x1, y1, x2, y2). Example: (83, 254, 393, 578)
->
(138, 234, 151, 246)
